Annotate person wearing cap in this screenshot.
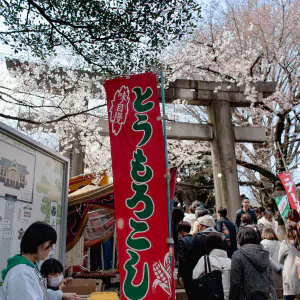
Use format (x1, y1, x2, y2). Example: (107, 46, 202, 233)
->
(190, 209, 211, 236)
(191, 215, 230, 269)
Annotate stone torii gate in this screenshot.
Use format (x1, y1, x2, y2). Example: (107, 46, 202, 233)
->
(6, 59, 275, 220)
(163, 80, 275, 221)
(93, 80, 275, 221)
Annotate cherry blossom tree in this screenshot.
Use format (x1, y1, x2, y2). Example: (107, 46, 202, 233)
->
(0, 56, 112, 172)
(0, 0, 202, 173)
(165, 0, 300, 205)
(0, 0, 201, 74)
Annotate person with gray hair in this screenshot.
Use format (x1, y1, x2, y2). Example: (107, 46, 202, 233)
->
(190, 209, 212, 235)
(191, 200, 203, 211)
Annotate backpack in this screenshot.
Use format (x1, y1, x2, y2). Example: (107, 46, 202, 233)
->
(221, 222, 231, 247)
(190, 255, 224, 300)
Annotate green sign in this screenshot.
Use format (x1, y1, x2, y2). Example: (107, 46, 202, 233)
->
(274, 195, 290, 223)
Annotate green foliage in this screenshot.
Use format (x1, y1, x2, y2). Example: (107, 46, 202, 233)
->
(36, 184, 50, 194)
(54, 162, 63, 176)
(41, 196, 51, 223)
(41, 197, 61, 225)
(36, 175, 50, 194)
(0, 0, 201, 73)
(57, 203, 61, 225)
(55, 178, 62, 192)
(176, 157, 216, 207)
(41, 175, 49, 184)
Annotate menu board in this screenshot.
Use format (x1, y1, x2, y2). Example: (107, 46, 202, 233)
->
(66, 237, 84, 267)
(0, 122, 69, 280)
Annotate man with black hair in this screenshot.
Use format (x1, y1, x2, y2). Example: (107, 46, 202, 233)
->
(177, 221, 193, 299)
(216, 207, 237, 258)
(172, 206, 185, 265)
(235, 197, 257, 232)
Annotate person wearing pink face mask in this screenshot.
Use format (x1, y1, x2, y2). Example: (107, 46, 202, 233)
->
(0, 221, 79, 300)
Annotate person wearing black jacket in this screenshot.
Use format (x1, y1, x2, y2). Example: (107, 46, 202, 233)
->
(172, 205, 185, 265)
(235, 197, 257, 232)
(192, 215, 230, 269)
(216, 207, 238, 258)
(177, 221, 194, 299)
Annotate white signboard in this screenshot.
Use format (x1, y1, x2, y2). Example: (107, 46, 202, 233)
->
(0, 122, 69, 281)
(66, 237, 84, 267)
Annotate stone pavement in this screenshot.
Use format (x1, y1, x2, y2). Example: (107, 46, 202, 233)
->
(176, 289, 188, 300)
(174, 268, 300, 299)
(175, 286, 300, 299)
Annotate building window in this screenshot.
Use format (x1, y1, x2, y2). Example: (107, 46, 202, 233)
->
(10, 170, 17, 180)
(0, 167, 5, 176)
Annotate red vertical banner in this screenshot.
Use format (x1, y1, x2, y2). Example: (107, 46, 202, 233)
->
(104, 73, 175, 300)
(278, 172, 300, 212)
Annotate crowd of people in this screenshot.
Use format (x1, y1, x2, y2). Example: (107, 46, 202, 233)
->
(1, 198, 300, 300)
(175, 197, 300, 300)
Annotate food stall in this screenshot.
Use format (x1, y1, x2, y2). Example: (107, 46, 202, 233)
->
(65, 172, 119, 298)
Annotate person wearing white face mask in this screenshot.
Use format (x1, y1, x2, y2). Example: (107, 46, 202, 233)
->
(41, 259, 73, 291)
(0, 221, 80, 300)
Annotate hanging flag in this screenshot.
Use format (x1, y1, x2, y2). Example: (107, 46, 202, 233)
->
(278, 172, 300, 212)
(104, 73, 175, 300)
(274, 195, 290, 223)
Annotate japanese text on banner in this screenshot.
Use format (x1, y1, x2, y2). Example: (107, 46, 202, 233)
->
(104, 73, 175, 300)
(278, 172, 300, 212)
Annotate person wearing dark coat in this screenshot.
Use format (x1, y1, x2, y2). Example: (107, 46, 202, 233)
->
(192, 215, 230, 269)
(177, 221, 193, 299)
(229, 226, 276, 300)
(235, 197, 257, 232)
(172, 206, 185, 264)
(216, 207, 237, 258)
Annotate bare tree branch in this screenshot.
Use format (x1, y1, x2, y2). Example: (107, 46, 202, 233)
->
(0, 104, 106, 125)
